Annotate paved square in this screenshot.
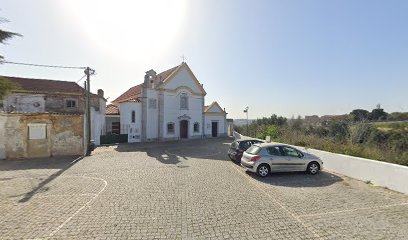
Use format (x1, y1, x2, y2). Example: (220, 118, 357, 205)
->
(1, 138, 408, 239)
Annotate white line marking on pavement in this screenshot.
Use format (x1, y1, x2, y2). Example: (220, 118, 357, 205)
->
(48, 176, 108, 238)
(298, 202, 408, 218)
(35, 193, 97, 198)
(231, 164, 322, 239)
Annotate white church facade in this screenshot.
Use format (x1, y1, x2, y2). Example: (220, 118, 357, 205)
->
(105, 62, 227, 142)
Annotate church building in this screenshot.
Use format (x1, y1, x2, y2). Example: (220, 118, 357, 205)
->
(105, 62, 227, 142)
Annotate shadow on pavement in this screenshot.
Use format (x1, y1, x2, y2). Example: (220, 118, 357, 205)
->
(0, 156, 81, 171)
(246, 171, 343, 188)
(114, 138, 233, 164)
(114, 144, 183, 165)
(0, 156, 82, 203)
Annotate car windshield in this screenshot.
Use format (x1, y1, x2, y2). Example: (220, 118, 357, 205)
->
(246, 145, 261, 155)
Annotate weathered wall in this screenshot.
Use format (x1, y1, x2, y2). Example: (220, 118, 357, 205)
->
(1, 113, 84, 159)
(4, 114, 27, 158)
(5, 94, 45, 112)
(0, 115, 7, 159)
(45, 95, 82, 113)
(4, 93, 103, 114)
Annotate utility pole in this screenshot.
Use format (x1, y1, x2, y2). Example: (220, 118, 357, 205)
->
(244, 106, 249, 136)
(84, 67, 95, 156)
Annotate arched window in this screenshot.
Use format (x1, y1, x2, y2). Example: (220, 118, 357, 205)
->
(180, 93, 188, 110)
(131, 110, 135, 123)
(193, 122, 200, 133)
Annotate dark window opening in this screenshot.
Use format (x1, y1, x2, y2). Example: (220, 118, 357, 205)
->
(131, 111, 135, 123)
(193, 122, 199, 132)
(167, 123, 175, 134)
(66, 100, 76, 108)
(112, 122, 120, 134)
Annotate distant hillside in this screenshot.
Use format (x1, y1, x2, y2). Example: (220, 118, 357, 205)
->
(233, 119, 255, 126)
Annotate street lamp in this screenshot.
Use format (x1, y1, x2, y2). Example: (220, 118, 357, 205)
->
(243, 106, 249, 136)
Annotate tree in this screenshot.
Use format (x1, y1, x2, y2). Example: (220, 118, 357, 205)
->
(0, 77, 20, 100)
(0, 17, 22, 99)
(290, 115, 303, 131)
(328, 121, 349, 142)
(387, 112, 408, 121)
(350, 109, 370, 122)
(370, 108, 388, 121)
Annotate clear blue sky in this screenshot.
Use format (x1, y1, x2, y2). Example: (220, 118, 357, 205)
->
(1, 0, 407, 119)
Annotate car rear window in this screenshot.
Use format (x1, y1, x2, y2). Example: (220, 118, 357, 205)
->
(246, 145, 261, 155)
(239, 141, 252, 150)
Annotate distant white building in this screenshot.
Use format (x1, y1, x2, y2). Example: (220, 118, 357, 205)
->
(105, 62, 227, 142)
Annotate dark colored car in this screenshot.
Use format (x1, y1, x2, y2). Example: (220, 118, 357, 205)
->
(228, 139, 264, 163)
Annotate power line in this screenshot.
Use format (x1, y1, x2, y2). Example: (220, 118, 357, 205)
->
(76, 74, 86, 83)
(2, 61, 87, 70)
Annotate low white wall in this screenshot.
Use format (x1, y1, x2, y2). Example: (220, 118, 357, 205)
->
(256, 135, 408, 195)
(302, 148, 408, 194)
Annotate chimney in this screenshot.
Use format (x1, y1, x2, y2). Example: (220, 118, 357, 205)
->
(97, 89, 104, 98)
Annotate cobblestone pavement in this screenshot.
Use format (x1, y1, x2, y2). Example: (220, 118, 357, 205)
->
(1, 138, 408, 239)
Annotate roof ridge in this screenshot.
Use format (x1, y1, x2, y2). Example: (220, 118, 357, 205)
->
(111, 83, 142, 103)
(2, 75, 81, 85)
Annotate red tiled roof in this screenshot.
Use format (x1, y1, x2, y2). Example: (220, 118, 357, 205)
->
(112, 84, 142, 103)
(111, 65, 180, 104)
(118, 97, 142, 103)
(106, 104, 119, 115)
(157, 65, 180, 82)
(204, 105, 209, 112)
(111, 63, 195, 106)
(3, 76, 87, 95)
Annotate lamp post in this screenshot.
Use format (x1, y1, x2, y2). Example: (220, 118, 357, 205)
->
(243, 106, 249, 136)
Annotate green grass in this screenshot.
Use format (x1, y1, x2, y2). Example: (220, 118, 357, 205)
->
(373, 122, 408, 133)
(275, 132, 408, 166)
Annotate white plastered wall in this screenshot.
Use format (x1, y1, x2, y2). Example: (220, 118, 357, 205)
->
(146, 89, 159, 140)
(204, 115, 226, 137)
(119, 102, 142, 142)
(164, 67, 202, 93)
(162, 92, 203, 139)
(90, 98, 106, 145)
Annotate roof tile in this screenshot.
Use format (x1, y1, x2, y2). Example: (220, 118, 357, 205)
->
(105, 104, 119, 115)
(3, 76, 86, 94)
(112, 84, 142, 103)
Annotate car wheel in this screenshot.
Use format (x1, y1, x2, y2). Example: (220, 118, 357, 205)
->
(257, 164, 270, 177)
(235, 154, 242, 164)
(307, 162, 320, 175)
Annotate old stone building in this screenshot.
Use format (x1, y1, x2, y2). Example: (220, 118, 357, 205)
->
(0, 76, 106, 159)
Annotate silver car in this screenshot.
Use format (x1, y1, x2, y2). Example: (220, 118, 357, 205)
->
(241, 143, 323, 177)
